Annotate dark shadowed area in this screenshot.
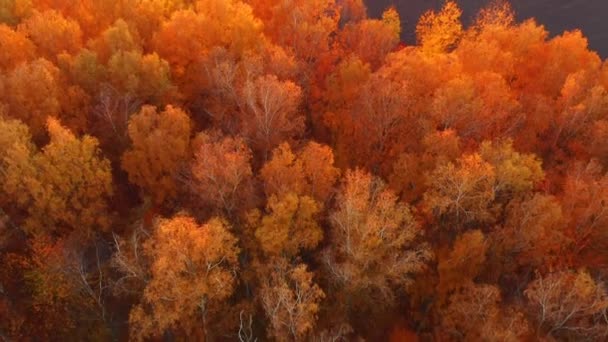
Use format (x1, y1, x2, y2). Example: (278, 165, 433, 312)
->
(366, 0, 608, 57)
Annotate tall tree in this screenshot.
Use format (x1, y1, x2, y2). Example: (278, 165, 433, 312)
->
(190, 131, 255, 216)
(241, 75, 304, 159)
(437, 230, 488, 297)
(129, 215, 239, 340)
(259, 258, 325, 341)
(339, 8, 401, 69)
(416, 0, 463, 54)
(424, 153, 496, 225)
(322, 169, 431, 308)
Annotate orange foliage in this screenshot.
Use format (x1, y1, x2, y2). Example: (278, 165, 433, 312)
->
(121, 105, 191, 204)
(2, 1, 608, 340)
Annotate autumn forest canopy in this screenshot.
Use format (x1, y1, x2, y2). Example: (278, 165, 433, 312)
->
(3, 0, 608, 340)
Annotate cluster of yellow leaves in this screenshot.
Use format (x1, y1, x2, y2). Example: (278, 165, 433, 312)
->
(0, 0, 31, 25)
(437, 230, 487, 297)
(416, 0, 463, 54)
(253, 193, 322, 257)
(1, 117, 112, 237)
(425, 139, 543, 225)
(260, 142, 340, 202)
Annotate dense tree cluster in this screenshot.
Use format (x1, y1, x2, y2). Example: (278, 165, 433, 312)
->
(2, 0, 608, 340)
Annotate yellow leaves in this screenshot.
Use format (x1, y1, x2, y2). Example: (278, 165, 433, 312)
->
(431, 75, 480, 133)
(153, 9, 205, 73)
(439, 283, 530, 341)
(479, 139, 544, 194)
(260, 141, 339, 203)
(473, 0, 515, 29)
(129, 214, 239, 340)
(194, 0, 263, 55)
(107, 50, 173, 103)
(426, 140, 543, 225)
(89, 18, 141, 63)
(324, 56, 371, 108)
(2, 118, 112, 237)
(255, 193, 322, 257)
(121, 105, 191, 204)
(298, 142, 340, 201)
(0, 115, 35, 206)
(339, 0, 366, 23)
(32, 118, 113, 236)
(261, 143, 302, 196)
(491, 194, 568, 272)
(60, 49, 105, 94)
(0, 114, 34, 162)
(416, 0, 463, 54)
(153, 0, 265, 98)
(382, 7, 400, 38)
(339, 8, 400, 68)
(248, 0, 339, 64)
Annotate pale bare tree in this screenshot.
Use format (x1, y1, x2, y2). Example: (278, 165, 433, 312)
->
(259, 259, 324, 341)
(525, 270, 608, 340)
